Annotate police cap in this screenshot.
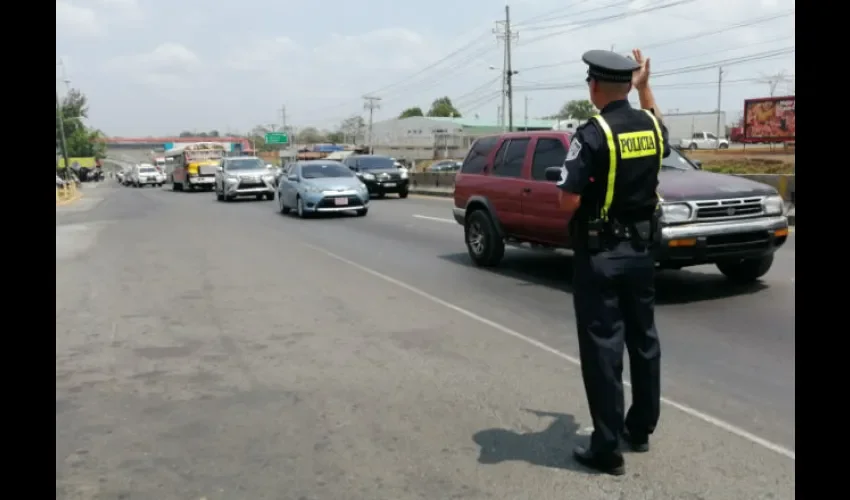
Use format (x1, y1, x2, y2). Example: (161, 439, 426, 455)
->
(582, 50, 639, 83)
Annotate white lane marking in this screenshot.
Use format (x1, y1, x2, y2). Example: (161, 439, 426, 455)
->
(413, 214, 456, 224)
(303, 242, 796, 461)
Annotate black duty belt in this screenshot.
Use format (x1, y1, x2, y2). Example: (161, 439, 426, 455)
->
(606, 219, 653, 242)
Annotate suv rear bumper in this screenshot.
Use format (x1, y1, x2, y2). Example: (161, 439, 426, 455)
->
(656, 215, 789, 266)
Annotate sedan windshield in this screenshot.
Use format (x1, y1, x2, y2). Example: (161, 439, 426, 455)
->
(356, 157, 395, 170)
(227, 158, 264, 170)
(663, 148, 698, 171)
(302, 163, 354, 179)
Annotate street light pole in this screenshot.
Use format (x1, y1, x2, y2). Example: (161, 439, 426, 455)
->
(56, 89, 70, 180)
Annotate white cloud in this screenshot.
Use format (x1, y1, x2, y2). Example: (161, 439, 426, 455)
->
(222, 37, 301, 72)
(92, 0, 143, 19)
(104, 43, 202, 89)
(56, 0, 102, 38)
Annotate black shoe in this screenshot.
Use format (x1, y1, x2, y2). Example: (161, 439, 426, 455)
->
(572, 446, 625, 476)
(621, 430, 650, 453)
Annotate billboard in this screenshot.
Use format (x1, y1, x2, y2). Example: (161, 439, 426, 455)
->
(743, 96, 795, 141)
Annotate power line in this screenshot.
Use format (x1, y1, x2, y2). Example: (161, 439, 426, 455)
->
(512, 0, 599, 28)
(513, 0, 633, 29)
(512, 48, 795, 91)
(518, 0, 697, 45)
(512, 76, 792, 92)
(363, 32, 493, 96)
(517, 10, 794, 72)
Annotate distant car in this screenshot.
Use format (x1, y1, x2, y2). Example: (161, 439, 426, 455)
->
(215, 156, 276, 201)
(341, 154, 409, 198)
(427, 160, 462, 173)
(132, 164, 165, 187)
(276, 160, 369, 218)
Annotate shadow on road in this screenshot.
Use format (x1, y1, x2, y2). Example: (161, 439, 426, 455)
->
(472, 409, 595, 473)
(438, 252, 767, 306)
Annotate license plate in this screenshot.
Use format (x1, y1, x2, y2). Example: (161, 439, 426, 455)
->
(383, 182, 396, 188)
(147, 177, 155, 181)
(334, 197, 349, 206)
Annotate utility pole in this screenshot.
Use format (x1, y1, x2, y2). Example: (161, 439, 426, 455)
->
(505, 4, 516, 132)
(56, 90, 70, 180)
(494, 8, 518, 132)
(715, 67, 723, 140)
(363, 95, 381, 154)
(524, 96, 530, 130)
(496, 105, 502, 127)
(56, 59, 70, 179)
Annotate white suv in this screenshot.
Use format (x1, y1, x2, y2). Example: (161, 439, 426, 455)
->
(133, 164, 165, 188)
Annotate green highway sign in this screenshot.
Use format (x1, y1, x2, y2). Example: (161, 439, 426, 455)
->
(265, 132, 289, 145)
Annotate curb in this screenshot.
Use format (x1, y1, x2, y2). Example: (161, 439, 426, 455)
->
(410, 188, 453, 198)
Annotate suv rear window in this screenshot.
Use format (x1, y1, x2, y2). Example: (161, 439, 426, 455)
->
(531, 138, 567, 181)
(461, 136, 499, 174)
(492, 138, 529, 178)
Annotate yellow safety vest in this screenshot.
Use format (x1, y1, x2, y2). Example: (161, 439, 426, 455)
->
(592, 110, 664, 221)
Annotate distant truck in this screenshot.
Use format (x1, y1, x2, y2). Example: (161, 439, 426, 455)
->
(734, 96, 795, 145)
(679, 131, 730, 150)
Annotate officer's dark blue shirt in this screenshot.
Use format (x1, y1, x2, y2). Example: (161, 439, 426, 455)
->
(557, 100, 670, 199)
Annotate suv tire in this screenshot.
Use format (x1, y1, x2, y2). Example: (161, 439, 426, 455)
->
(465, 209, 505, 267)
(716, 254, 773, 283)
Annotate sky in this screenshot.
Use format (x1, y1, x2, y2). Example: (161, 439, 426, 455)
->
(56, 0, 795, 137)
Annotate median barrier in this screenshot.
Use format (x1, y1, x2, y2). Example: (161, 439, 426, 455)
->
(410, 172, 796, 201)
(56, 182, 81, 206)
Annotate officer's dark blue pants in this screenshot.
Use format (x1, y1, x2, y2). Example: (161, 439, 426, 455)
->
(573, 240, 661, 455)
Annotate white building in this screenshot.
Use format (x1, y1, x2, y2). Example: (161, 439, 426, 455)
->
(366, 116, 558, 161)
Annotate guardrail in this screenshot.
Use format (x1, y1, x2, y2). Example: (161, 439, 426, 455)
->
(409, 173, 796, 202)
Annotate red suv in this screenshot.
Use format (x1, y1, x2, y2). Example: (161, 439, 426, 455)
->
(452, 131, 790, 283)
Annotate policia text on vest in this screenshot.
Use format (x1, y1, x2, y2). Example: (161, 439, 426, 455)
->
(618, 131, 657, 159)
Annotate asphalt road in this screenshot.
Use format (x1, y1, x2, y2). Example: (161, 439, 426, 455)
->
(57, 182, 795, 500)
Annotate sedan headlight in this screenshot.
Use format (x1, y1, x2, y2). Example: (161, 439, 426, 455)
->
(660, 203, 692, 223)
(762, 195, 784, 215)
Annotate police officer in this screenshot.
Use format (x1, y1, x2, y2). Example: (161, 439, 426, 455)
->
(555, 49, 670, 476)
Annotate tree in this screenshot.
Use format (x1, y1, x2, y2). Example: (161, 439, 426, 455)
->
(326, 131, 344, 143)
(399, 107, 424, 118)
(555, 99, 597, 120)
(56, 88, 106, 159)
(179, 131, 194, 137)
(426, 97, 461, 118)
(298, 127, 325, 144)
(66, 127, 106, 158)
(339, 115, 366, 143)
(56, 88, 89, 142)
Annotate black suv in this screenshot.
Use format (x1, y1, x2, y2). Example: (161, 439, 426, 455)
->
(342, 154, 410, 198)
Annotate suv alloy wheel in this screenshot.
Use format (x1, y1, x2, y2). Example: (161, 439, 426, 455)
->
(464, 210, 505, 267)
